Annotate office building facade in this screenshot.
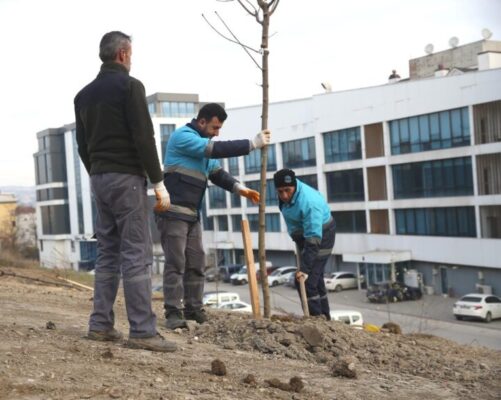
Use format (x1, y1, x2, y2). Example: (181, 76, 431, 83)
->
(201, 40, 501, 297)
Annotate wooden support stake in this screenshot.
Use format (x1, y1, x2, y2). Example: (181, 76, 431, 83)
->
(241, 219, 261, 319)
(56, 276, 94, 291)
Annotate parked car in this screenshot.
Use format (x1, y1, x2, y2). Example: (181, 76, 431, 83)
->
(217, 300, 253, 313)
(217, 264, 244, 283)
(324, 271, 358, 292)
(230, 262, 274, 285)
(285, 271, 297, 288)
(203, 291, 240, 307)
(366, 281, 422, 303)
(453, 293, 501, 323)
(267, 266, 297, 287)
(329, 310, 364, 327)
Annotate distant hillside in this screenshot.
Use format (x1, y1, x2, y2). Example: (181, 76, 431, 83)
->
(0, 186, 36, 206)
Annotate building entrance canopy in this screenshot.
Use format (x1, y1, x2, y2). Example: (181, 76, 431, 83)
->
(343, 250, 411, 264)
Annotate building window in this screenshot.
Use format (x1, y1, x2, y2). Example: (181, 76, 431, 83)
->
(281, 137, 316, 168)
(297, 174, 318, 189)
(232, 215, 242, 232)
(208, 186, 227, 209)
(326, 169, 364, 202)
(245, 179, 278, 207)
(323, 127, 361, 163)
(392, 157, 473, 199)
(40, 204, 71, 235)
(395, 207, 476, 237)
(160, 124, 176, 161)
(247, 214, 259, 232)
(160, 101, 196, 118)
(231, 192, 241, 208)
(34, 133, 67, 185)
(148, 102, 155, 115)
(332, 211, 367, 233)
(228, 157, 239, 176)
(217, 215, 228, 231)
(390, 107, 470, 155)
(265, 213, 281, 232)
(244, 144, 276, 174)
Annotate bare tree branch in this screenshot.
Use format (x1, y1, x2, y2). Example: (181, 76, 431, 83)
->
(202, 13, 263, 70)
(213, 11, 263, 70)
(237, 0, 258, 15)
(269, 0, 280, 15)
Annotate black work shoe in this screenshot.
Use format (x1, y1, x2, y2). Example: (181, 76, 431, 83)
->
(165, 310, 187, 330)
(127, 332, 177, 352)
(184, 308, 207, 324)
(87, 328, 123, 342)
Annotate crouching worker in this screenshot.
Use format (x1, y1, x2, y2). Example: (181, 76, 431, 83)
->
(274, 169, 335, 319)
(156, 103, 271, 329)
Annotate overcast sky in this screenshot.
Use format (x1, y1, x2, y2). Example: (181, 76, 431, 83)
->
(0, 0, 500, 187)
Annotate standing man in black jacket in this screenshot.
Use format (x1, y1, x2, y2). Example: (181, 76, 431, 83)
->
(74, 31, 176, 352)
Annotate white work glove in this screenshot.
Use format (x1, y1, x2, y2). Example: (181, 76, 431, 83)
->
(234, 183, 260, 204)
(153, 181, 171, 212)
(251, 129, 271, 149)
(296, 271, 308, 282)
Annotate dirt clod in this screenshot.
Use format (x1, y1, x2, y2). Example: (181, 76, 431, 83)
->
(382, 322, 402, 334)
(46, 320, 56, 330)
(211, 358, 227, 376)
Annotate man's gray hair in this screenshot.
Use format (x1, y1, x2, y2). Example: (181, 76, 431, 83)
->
(99, 31, 132, 62)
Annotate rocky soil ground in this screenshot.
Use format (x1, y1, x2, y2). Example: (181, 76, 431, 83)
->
(0, 265, 500, 400)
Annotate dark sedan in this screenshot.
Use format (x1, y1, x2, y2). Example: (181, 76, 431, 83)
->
(367, 281, 422, 303)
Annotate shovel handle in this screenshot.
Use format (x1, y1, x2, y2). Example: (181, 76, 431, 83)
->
(295, 245, 310, 317)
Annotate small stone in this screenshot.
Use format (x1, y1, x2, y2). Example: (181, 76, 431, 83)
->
(46, 321, 56, 330)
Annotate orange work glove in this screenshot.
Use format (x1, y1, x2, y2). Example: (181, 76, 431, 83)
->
(235, 183, 260, 205)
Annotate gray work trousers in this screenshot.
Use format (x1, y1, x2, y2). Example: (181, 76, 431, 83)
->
(156, 217, 205, 313)
(89, 173, 156, 338)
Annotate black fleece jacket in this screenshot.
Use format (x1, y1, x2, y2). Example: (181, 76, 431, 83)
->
(74, 62, 163, 183)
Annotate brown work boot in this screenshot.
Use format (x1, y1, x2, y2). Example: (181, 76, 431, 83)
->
(165, 309, 188, 330)
(87, 328, 123, 342)
(127, 332, 177, 352)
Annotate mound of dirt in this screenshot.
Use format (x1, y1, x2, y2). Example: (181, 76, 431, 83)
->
(0, 266, 500, 400)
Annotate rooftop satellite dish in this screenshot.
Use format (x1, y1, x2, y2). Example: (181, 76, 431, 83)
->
(481, 28, 493, 40)
(321, 82, 332, 92)
(449, 36, 459, 48)
(424, 43, 434, 54)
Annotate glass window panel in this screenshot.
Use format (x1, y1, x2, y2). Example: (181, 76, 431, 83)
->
(217, 215, 228, 231)
(231, 192, 241, 208)
(228, 157, 239, 176)
(208, 186, 227, 209)
(415, 209, 427, 234)
(265, 213, 281, 232)
(231, 215, 242, 232)
(430, 113, 440, 149)
(282, 137, 316, 168)
(326, 169, 364, 202)
(397, 210, 407, 234)
(435, 208, 447, 236)
(405, 210, 416, 234)
(409, 117, 420, 152)
(390, 120, 400, 155)
(461, 107, 470, 140)
(248, 214, 259, 232)
(419, 115, 430, 150)
(399, 119, 410, 153)
(161, 102, 171, 117)
(446, 208, 457, 236)
(440, 111, 451, 147)
(442, 159, 454, 195)
(450, 109, 462, 141)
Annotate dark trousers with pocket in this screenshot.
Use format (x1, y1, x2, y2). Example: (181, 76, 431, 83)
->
(156, 216, 205, 315)
(89, 173, 156, 338)
(295, 220, 336, 319)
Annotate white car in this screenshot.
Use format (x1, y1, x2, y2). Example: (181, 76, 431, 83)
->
(453, 293, 501, 323)
(267, 266, 297, 287)
(329, 310, 364, 327)
(217, 301, 253, 313)
(324, 271, 358, 292)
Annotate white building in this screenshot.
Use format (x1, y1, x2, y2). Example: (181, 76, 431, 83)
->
(201, 39, 501, 297)
(34, 39, 501, 297)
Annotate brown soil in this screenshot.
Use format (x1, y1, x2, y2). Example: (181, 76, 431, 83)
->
(1, 266, 500, 400)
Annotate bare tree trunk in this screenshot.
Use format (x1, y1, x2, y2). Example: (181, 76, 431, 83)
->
(258, 0, 271, 318)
